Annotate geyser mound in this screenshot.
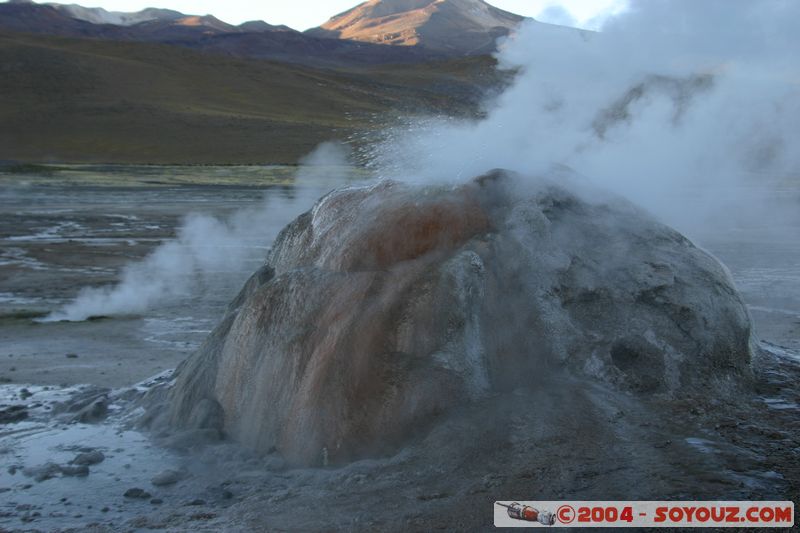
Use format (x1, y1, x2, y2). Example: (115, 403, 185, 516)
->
(166, 171, 753, 466)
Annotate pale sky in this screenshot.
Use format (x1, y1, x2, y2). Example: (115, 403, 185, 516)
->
(37, 0, 629, 31)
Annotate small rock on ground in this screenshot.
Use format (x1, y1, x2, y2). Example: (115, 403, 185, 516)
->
(124, 488, 152, 499)
(71, 450, 105, 466)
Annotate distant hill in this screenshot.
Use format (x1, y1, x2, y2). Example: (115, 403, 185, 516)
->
(47, 2, 294, 33)
(0, 31, 507, 164)
(308, 0, 526, 54)
(0, 0, 526, 64)
(0, 0, 131, 38)
(0, 0, 518, 164)
(48, 3, 184, 26)
(0, 1, 448, 66)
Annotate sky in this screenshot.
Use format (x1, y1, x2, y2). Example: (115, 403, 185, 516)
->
(36, 0, 629, 31)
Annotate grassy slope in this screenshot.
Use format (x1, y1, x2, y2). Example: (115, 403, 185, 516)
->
(0, 32, 502, 164)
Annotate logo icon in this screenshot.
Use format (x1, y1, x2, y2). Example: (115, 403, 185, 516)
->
(496, 502, 556, 526)
(557, 505, 576, 524)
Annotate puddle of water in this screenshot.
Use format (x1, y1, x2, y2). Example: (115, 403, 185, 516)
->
(761, 342, 800, 365)
(0, 380, 186, 530)
(141, 317, 215, 351)
(762, 398, 799, 410)
(0, 293, 40, 305)
(685, 437, 718, 454)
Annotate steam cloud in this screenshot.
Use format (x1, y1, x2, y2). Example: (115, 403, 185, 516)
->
(371, 0, 800, 235)
(49, 1, 799, 321)
(45, 143, 352, 322)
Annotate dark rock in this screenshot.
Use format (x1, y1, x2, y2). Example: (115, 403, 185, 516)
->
(0, 404, 28, 424)
(150, 498, 163, 505)
(417, 492, 450, 501)
(190, 512, 217, 521)
(22, 463, 62, 482)
(65, 353, 79, 359)
(124, 488, 151, 499)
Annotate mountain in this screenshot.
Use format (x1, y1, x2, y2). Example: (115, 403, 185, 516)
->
(0, 0, 516, 164)
(0, 31, 506, 164)
(0, 0, 130, 38)
(50, 3, 291, 35)
(2, 1, 262, 37)
(48, 4, 183, 26)
(130, 14, 240, 39)
(307, 0, 526, 54)
(238, 20, 293, 33)
(0, 1, 448, 66)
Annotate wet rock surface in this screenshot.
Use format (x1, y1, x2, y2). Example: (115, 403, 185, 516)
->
(123, 488, 152, 499)
(71, 450, 105, 466)
(167, 171, 754, 466)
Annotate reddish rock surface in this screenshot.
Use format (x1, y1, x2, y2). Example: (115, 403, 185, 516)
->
(167, 171, 752, 466)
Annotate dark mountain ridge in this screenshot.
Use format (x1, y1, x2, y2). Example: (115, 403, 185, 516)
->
(0, 0, 450, 66)
(0, 0, 533, 64)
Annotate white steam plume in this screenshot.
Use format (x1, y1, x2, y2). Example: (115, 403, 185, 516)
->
(371, 0, 800, 235)
(45, 142, 353, 322)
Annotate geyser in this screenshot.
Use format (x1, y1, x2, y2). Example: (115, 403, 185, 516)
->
(166, 170, 753, 466)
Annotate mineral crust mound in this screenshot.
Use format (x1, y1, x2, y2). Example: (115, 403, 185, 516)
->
(167, 170, 753, 466)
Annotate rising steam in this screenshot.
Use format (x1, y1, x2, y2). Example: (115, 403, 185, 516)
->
(370, 0, 800, 235)
(45, 143, 352, 322)
(47, 1, 798, 321)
